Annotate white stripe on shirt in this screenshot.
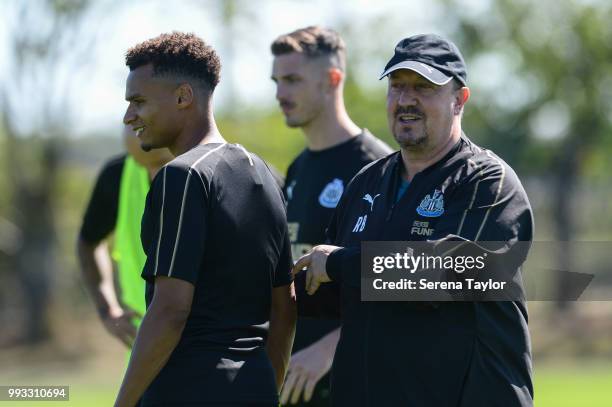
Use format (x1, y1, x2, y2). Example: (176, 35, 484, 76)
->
(153, 166, 167, 276)
(167, 143, 227, 276)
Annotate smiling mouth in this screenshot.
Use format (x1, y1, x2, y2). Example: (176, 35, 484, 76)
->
(280, 102, 295, 113)
(397, 114, 422, 123)
(133, 126, 145, 136)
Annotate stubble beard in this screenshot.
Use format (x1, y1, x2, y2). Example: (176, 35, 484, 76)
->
(393, 123, 428, 150)
(285, 117, 303, 128)
(285, 112, 312, 129)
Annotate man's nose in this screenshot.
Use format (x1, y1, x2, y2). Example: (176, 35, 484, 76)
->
(397, 88, 416, 106)
(123, 105, 136, 125)
(275, 84, 287, 101)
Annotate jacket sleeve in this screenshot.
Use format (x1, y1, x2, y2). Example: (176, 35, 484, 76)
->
(326, 157, 533, 290)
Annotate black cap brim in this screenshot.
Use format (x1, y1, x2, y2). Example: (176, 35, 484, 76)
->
(379, 60, 453, 85)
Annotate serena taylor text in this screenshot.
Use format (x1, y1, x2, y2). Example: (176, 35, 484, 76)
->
(372, 278, 507, 291)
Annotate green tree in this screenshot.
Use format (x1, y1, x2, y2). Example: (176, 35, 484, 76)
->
(440, 0, 612, 305)
(0, 0, 115, 344)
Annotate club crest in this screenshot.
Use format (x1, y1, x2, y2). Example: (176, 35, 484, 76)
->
(416, 189, 444, 217)
(319, 178, 344, 208)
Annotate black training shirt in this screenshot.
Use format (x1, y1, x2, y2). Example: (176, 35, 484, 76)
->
(140, 143, 292, 406)
(284, 130, 392, 405)
(79, 155, 125, 244)
(285, 130, 392, 321)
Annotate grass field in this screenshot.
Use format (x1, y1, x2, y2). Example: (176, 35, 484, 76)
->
(1, 363, 610, 406)
(1, 321, 610, 407)
(534, 365, 612, 407)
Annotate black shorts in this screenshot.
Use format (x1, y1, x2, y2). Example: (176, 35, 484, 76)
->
(141, 348, 279, 406)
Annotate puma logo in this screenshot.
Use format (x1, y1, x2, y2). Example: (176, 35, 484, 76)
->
(419, 63, 433, 73)
(362, 193, 381, 212)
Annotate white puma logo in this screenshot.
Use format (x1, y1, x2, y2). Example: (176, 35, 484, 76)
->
(362, 193, 381, 212)
(419, 63, 434, 73)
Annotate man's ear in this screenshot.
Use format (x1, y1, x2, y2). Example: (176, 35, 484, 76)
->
(454, 86, 470, 115)
(175, 84, 194, 109)
(328, 68, 343, 88)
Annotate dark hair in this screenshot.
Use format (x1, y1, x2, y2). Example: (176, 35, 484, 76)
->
(271, 26, 346, 71)
(126, 31, 221, 91)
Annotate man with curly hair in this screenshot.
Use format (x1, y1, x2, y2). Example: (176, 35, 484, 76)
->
(114, 32, 296, 407)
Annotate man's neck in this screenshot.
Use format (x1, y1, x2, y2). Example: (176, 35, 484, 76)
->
(302, 104, 361, 151)
(170, 115, 225, 157)
(400, 127, 462, 181)
(146, 165, 162, 181)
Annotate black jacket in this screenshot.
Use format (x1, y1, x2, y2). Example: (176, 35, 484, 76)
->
(326, 135, 534, 407)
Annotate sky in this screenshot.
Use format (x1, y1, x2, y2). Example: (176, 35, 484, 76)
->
(1, 0, 608, 140)
(76, 0, 444, 135)
(1, 0, 459, 137)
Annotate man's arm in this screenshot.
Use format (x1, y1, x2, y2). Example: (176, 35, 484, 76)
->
(280, 327, 340, 405)
(294, 158, 533, 294)
(266, 282, 297, 391)
(114, 163, 206, 406)
(114, 276, 193, 407)
(77, 156, 138, 345)
(77, 238, 139, 347)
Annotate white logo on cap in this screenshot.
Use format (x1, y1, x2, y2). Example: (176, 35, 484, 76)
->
(419, 63, 434, 73)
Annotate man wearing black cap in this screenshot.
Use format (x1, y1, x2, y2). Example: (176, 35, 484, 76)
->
(293, 34, 534, 407)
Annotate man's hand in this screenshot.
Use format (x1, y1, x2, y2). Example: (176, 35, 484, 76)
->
(101, 306, 142, 348)
(292, 245, 339, 295)
(280, 328, 340, 405)
(77, 238, 141, 348)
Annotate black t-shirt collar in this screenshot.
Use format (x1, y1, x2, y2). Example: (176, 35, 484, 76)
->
(305, 129, 369, 157)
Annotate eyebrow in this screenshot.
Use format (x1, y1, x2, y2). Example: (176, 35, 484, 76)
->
(271, 73, 299, 81)
(125, 93, 143, 102)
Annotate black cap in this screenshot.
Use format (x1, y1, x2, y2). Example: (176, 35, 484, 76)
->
(379, 34, 467, 86)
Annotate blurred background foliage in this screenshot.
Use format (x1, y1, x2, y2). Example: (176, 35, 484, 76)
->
(1, 0, 611, 406)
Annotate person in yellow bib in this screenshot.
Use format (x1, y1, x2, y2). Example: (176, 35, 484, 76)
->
(77, 125, 172, 347)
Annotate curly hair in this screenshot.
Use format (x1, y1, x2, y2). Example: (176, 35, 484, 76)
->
(126, 32, 221, 91)
(271, 26, 346, 71)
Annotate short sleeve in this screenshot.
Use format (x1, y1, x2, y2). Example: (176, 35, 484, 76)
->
(79, 156, 124, 243)
(273, 226, 293, 287)
(141, 165, 208, 285)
